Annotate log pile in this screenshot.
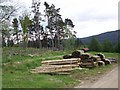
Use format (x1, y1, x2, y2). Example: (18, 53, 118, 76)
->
(31, 58, 81, 74)
(63, 51, 112, 68)
(31, 50, 114, 74)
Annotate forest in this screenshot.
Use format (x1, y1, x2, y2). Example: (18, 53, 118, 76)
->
(1, 0, 77, 50)
(1, 0, 119, 52)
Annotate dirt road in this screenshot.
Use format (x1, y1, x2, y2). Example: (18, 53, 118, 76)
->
(75, 67, 118, 88)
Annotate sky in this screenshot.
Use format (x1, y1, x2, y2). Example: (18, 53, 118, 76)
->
(10, 0, 119, 38)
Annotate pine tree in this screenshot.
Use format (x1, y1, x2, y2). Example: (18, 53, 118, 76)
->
(89, 37, 102, 52)
(44, 2, 75, 50)
(12, 18, 19, 44)
(32, 0, 42, 48)
(19, 15, 32, 48)
(102, 39, 113, 52)
(114, 41, 120, 53)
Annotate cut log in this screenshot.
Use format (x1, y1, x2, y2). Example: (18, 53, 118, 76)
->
(41, 58, 81, 65)
(63, 54, 73, 59)
(31, 64, 79, 74)
(37, 64, 79, 70)
(72, 50, 81, 58)
(97, 61, 105, 66)
(31, 68, 76, 74)
(90, 56, 101, 62)
(107, 58, 118, 63)
(103, 59, 111, 65)
(80, 53, 92, 60)
(97, 53, 105, 59)
(80, 62, 96, 68)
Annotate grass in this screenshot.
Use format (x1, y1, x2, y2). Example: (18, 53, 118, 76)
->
(71, 64, 117, 81)
(3, 72, 78, 88)
(89, 51, 119, 58)
(2, 47, 119, 88)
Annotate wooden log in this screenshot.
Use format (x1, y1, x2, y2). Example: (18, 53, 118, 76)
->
(31, 64, 79, 74)
(96, 53, 105, 59)
(80, 53, 92, 60)
(77, 50, 84, 54)
(90, 56, 101, 62)
(63, 54, 73, 59)
(35, 64, 79, 71)
(72, 50, 81, 58)
(80, 61, 96, 68)
(97, 61, 105, 66)
(107, 58, 118, 63)
(41, 58, 81, 65)
(32, 68, 76, 74)
(103, 59, 111, 65)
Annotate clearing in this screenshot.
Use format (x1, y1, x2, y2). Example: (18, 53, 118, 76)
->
(2, 47, 119, 88)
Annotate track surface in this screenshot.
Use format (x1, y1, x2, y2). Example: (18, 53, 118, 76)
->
(75, 67, 118, 88)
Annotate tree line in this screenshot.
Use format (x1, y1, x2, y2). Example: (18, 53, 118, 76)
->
(1, 0, 77, 50)
(88, 37, 120, 53)
(1, 0, 119, 52)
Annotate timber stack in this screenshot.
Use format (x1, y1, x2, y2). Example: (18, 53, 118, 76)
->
(31, 50, 113, 74)
(31, 58, 81, 74)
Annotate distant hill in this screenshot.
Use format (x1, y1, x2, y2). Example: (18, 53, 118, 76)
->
(80, 30, 119, 45)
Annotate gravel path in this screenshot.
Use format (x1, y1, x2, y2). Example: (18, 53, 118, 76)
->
(75, 67, 118, 88)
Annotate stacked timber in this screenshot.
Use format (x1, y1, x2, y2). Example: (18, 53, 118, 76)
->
(31, 58, 81, 74)
(31, 50, 113, 74)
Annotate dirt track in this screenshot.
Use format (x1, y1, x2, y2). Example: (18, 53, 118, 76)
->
(75, 67, 118, 88)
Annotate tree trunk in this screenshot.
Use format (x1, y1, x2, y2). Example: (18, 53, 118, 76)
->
(38, 32, 42, 48)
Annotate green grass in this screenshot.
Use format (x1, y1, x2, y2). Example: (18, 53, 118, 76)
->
(89, 51, 119, 58)
(2, 47, 119, 88)
(2, 47, 72, 63)
(3, 71, 78, 88)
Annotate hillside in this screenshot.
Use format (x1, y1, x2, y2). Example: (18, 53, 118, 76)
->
(80, 30, 119, 44)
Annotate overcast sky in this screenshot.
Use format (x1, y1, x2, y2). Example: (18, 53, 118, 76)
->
(11, 0, 119, 38)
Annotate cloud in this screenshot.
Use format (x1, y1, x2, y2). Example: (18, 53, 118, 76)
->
(11, 0, 119, 38)
(75, 11, 117, 22)
(74, 19, 118, 38)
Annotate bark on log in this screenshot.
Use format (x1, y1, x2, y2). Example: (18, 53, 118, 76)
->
(63, 54, 73, 59)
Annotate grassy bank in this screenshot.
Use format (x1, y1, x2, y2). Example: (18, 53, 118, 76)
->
(2, 47, 119, 88)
